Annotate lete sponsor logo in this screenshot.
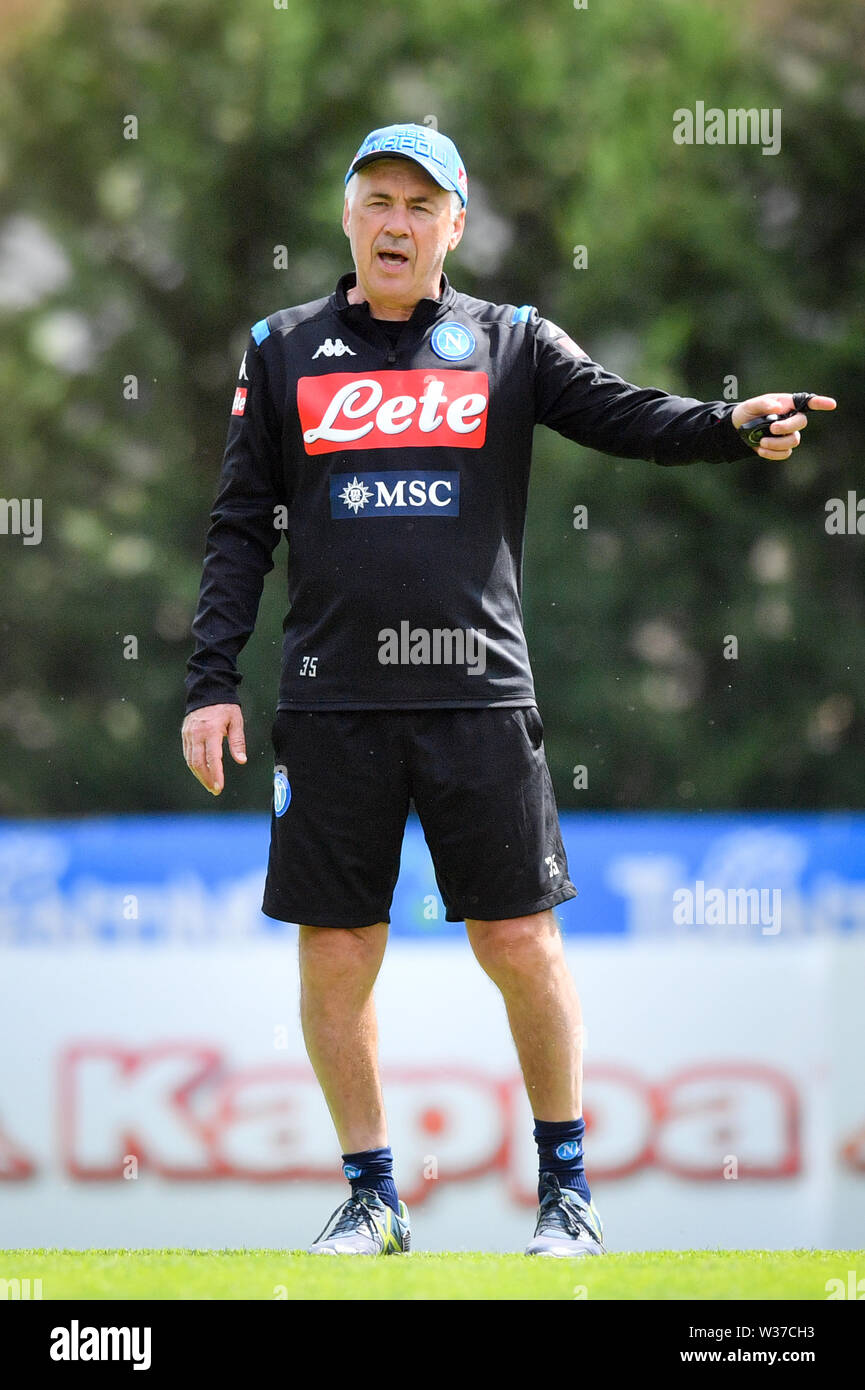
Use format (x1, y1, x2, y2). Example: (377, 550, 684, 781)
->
(297, 370, 489, 455)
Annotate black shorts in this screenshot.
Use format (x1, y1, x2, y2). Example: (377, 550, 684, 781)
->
(262, 706, 577, 928)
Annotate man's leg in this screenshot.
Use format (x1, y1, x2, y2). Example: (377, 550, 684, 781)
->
(263, 709, 410, 1252)
(298, 921, 389, 1152)
(407, 707, 602, 1253)
(299, 920, 410, 1253)
(465, 908, 582, 1120)
(466, 909, 604, 1256)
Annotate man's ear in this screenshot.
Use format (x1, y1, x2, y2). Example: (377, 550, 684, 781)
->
(342, 195, 352, 238)
(448, 207, 466, 252)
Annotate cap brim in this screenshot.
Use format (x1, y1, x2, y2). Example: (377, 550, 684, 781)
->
(348, 151, 465, 204)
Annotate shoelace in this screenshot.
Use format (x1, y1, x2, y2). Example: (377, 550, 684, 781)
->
(536, 1189, 595, 1242)
(313, 1193, 381, 1246)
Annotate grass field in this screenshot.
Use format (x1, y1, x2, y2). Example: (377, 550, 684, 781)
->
(3, 1249, 862, 1300)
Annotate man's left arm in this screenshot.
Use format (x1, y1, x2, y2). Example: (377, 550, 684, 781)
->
(529, 314, 836, 465)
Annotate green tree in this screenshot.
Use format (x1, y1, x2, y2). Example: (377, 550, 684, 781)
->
(0, 0, 861, 814)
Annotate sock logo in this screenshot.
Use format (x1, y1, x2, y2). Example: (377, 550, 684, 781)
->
(555, 1140, 581, 1161)
(343, 1163, 362, 1180)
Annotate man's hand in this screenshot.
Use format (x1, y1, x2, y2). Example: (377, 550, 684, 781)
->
(181, 703, 247, 796)
(731, 393, 837, 460)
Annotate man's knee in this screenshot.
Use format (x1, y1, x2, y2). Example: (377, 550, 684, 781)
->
(466, 909, 561, 979)
(299, 921, 388, 989)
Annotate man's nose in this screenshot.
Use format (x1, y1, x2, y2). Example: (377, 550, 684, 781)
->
(382, 204, 411, 236)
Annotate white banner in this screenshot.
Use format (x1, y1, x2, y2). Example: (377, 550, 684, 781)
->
(1, 938, 863, 1252)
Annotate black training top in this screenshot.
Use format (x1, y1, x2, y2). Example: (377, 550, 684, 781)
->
(185, 271, 754, 714)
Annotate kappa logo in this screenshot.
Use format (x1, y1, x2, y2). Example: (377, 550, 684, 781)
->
(312, 337, 356, 359)
(298, 370, 489, 454)
(331, 471, 459, 518)
(238, 351, 248, 381)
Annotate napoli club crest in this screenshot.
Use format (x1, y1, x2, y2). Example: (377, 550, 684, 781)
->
(430, 321, 475, 362)
(273, 768, 291, 818)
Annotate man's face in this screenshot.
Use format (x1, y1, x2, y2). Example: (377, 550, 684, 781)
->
(342, 159, 465, 313)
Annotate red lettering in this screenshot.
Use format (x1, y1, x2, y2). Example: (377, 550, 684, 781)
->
(0, 1116, 38, 1179)
(54, 1047, 804, 1193)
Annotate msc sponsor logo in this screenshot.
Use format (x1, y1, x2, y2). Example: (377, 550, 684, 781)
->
(330, 471, 459, 518)
(298, 370, 488, 454)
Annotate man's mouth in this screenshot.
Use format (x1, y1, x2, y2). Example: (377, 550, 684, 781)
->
(377, 249, 410, 267)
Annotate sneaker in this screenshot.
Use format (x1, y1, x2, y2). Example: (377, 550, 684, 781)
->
(307, 1189, 411, 1256)
(524, 1173, 606, 1257)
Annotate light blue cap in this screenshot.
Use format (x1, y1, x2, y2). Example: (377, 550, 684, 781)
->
(345, 123, 468, 207)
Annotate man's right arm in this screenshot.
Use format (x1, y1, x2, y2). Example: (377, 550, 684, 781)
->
(184, 325, 285, 715)
(183, 325, 285, 792)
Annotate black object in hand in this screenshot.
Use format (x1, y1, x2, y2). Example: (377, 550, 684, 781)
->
(738, 392, 816, 448)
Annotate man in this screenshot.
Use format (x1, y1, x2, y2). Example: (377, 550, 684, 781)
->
(182, 123, 835, 1258)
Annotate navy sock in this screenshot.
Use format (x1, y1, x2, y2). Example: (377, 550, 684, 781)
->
(341, 1146, 399, 1215)
(533, 1117, 591, 1204)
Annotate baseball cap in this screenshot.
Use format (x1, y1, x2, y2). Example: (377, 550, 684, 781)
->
(345, 123, 468, 207)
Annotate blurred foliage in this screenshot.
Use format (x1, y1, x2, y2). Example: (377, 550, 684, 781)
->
(0, 0, 862, 815)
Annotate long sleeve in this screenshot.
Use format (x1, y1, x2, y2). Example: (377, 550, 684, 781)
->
(184, 328, 285, 714)
(530, 313, 755, 467)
